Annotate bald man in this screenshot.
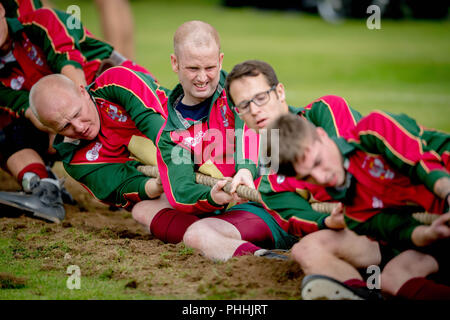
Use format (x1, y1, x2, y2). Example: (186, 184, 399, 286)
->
(130, 20, 267, 247)
(29, 67, 169, 215)
(0, 2, 154, 223)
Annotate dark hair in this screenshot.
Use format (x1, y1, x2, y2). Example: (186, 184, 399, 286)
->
(225, 60, 278, 105)
(265, 113, 318, 177)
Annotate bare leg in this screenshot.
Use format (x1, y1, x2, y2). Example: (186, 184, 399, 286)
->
(183, 218, 245, 262)
(131, 194, 171, 232)
(292, 228, 381, 282)
(6, 149, 45, 180)
(381, 250, 439, 296)
(95, 0, 135, 59)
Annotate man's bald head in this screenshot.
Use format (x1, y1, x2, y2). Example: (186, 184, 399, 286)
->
(173, 20, 220, 58)
(29, 74, 100, 140)
(29, 74, 80, 127)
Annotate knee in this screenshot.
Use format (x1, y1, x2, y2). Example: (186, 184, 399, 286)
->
(381, 250, 438, 295)
(131, 201, 146, 223)
(183, 221, 208, 249)
(183, 218, 228, 250)
(386, 250, 438, 277)
(131, 200, 159, 227)
(291, 241, 311, 266)
(291, 231, 331, 267)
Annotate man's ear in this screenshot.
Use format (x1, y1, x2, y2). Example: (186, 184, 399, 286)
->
(276, 83, 286, 102)
(79, 84, 87, 96)
(79, 85, 92, 101)
(218, 52, 224, 69)
(0, 3, 5, 18)
(170, 54, 179, 73)
(293, 148, 307, 178)
(316, 127, 328, 140)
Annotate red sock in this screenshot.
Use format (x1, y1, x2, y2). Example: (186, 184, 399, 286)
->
(233, 242, 261, 257)
(397, 277, 450, 300)
(17, 163, 48, 183)
(344, 278, 367, 288)
(149, 208, 200, 244)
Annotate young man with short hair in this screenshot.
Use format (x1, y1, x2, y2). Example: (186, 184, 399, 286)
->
(181, 59, 368, 262)
(267, 112, 450, 299)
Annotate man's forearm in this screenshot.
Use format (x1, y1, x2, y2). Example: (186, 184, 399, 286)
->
(61, 65, 87, 87)
(411, 225, 435, 247)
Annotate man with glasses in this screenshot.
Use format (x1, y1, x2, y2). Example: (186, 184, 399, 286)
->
(182, 60, 366, 262)
(200, 60, 449, 300)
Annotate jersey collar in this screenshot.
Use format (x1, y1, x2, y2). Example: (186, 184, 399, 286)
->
(163, 70, 227, 132)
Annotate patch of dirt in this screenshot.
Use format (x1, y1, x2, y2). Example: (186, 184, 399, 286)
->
(0, 162, 304, 299)
(0, 272, 27, 289)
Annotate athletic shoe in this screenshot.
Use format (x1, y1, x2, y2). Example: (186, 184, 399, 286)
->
(0, 178, 65, 223)
(301, 274, 383, 300)
(46, 167, 77, 205)
(254, 249, 289, 260)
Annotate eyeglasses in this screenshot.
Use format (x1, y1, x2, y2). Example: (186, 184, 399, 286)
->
(234, 85, 277, 115)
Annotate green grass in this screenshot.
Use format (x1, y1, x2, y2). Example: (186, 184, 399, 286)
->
(2, 0, 449, 300)
(51, 0, 450, 131)
(0, 237, 173, 299)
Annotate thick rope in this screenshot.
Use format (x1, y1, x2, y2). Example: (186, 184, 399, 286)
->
(412, 212, 450, 226)
(310, 202, 339, 214)
(137, 165, 260, 202)
(137, 165, 445, 226)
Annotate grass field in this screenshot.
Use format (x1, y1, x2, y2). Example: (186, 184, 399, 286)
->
(53, 0, 450, 131)
(1, 0, 449, 301)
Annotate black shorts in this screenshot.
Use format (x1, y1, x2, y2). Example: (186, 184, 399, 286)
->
(417, 238, 450, 285)
(0, 116, 51, 165)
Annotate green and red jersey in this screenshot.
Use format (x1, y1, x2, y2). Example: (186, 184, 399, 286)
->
(257, 95, 362, 237)
(156, 70, 262, 214)
(0, 8, 114, 117)
(328, 110, 449, 249)
(53, 66, 169, 210)
(3, 0, 43, 18)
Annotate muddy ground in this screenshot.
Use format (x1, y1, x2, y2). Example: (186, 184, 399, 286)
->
(0, 162, 304, 299)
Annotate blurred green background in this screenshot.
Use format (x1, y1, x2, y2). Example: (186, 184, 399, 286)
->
(52, 0, 450, 131)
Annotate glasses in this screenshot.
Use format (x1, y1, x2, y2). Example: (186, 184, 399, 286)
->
(234, 85, 277, 115)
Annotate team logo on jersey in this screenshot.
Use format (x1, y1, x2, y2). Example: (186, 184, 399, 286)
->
(182, 130, 205, 148)
(0, 50, 16, 69)
(372, 196, 384, 209)
(10, 76, 25, 90)
(105, 104, 127, 122)
(220, 105, 229, 128)
(363, 156, 395, 180)
(86, 142, 102, 161)
(25, 40, 44, 67)
(276, 175, 285, 184)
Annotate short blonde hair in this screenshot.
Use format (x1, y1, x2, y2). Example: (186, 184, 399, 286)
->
(173, 20, 220, 57)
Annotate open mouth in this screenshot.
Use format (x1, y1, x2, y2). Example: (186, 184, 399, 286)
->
(81, 127, 90, 138)
(256, 118, 268, 128)
(195, 83, 208, 90)
(326, 174, 337, 187)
